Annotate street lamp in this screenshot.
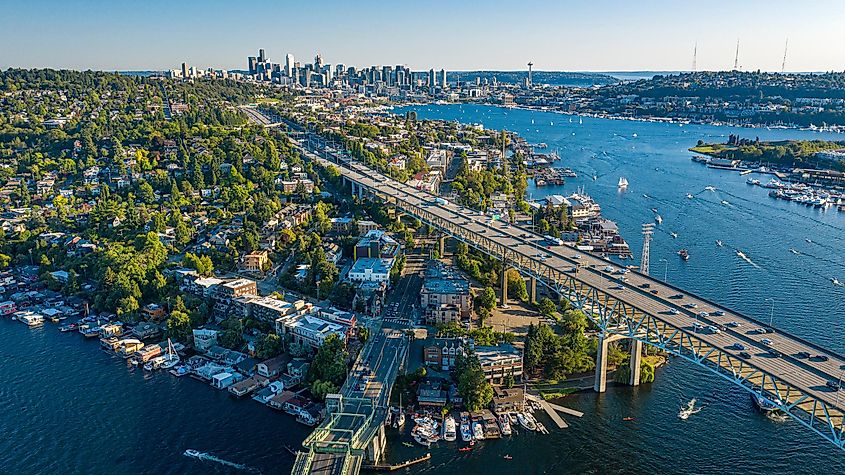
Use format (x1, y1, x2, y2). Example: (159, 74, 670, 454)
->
(765, 298, 775, 327)
(659, 258, 669, 282)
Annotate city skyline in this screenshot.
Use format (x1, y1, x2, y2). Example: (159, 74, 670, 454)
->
(2, 0, 845, 72)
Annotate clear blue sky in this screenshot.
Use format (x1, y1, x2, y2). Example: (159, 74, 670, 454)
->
(2, 0, 844, 72)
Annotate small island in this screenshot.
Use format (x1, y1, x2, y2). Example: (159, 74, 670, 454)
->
(690, 135, 845, 172)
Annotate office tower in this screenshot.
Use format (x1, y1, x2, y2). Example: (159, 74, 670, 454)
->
(382, 66, 393, 86)
(440, 68, 447, 88)
(428, 69, 435, 87)
(181, 62, 189, 78)
(258, 49, 266, 63)
(248, 56, 257, 74)
(314, 53, 323, 70)
(285, 53, 295, 76)
(335, 63, 345, 78)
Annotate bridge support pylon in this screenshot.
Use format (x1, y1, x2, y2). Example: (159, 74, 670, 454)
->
(365, 423, 387, 463)
(438, 235, 446, 257)
(500, 266, 509, 308)
(594, 332, 626, 393)
(629, 339, 642, 387)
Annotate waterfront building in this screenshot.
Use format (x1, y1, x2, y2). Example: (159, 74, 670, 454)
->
(276, 313, 348, 350)
(423, 337, 469, 371)
(491, 386, 524, 413)
(475, 345, 523, 384)
(192, 328, 219, 352)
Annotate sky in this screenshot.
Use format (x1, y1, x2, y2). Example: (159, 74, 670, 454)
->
(2, 0, 845, 72)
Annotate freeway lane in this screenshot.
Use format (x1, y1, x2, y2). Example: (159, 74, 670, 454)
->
(305, 145, 845, 414)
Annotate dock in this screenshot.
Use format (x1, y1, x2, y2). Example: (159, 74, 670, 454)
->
(525, 394, 583, 429)
(362, 453, 431, 472)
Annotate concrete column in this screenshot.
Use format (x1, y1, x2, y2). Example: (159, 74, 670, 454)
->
(500, 266, 509, 307)
(594, 333, 610, 393)
(438, 235, 446, 257)
(629, 339, 642, 386)
(529, 277, 537, 303)
(357, 184, 364, 200)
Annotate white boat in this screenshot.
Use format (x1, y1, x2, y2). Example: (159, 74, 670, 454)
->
(655, 215, 663, 224)
(460, 420, 472, 442)
(670, 232, 678, 238)
(721, 200, 730, 206)
(160, 338, 180, 369)
(832, 278, 844, 287)
(789, 248, 800, 255)
(412, 430, 431, 448)
(751, 392, 782, 413)
(144, 355, 166, 371)
(716, 240, 723, 247)
(705, 185, 717, 192)
(184, 449, 202, 458)
(443, 416, 457, 442)
(517, 412, 537, 431)
(686, 193, 694, 199)
(17, 312, 45, 327)
(498, 414, 512, 436)
(472, 421, 485, 440)
(618, 177, 629, 189)
(678, 398, 702, 420)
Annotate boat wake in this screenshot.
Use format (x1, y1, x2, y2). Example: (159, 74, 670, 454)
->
(184, 449, 261, 473)
(735, 250, 760, 269)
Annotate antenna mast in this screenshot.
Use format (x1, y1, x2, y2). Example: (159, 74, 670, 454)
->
(781, 38, 789, 73)
(734, 39, 740, 70)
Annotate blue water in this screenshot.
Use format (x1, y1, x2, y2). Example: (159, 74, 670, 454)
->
(0, 320, 308, 474)
(388, 104, 845, 474)
(3, 104, 845, 475)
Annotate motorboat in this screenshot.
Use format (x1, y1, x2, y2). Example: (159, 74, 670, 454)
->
(678, 249, 689, 261)
(670, 232, 678, 238)
(832, 277, 843, 287)
(517, 412, 537, 431)
(472, 421, 485, 440)
(144, 356, 166, 371)
(460, 414, 472, 442)
(678, 398, 702, 420)
(618, 177, 629, 189)
(686, 193, 694, 199)
(704, 185, 717, 192)
(655, 215, 663, 224)
(721, 200, 730, 206)
(459, 446, 473, 452)
(412, 430, 431, 448)
(443, 416, 457, 442)
(715, 240, 723, 247)
(789, 248, 800, 255)
(622, 417, 635, 422)
(498, 414, 512, 436)
(184, 449, 202, 458)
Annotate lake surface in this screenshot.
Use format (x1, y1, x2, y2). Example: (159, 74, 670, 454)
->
(388, 104, 845, 474)
(3, 104, 844, 475)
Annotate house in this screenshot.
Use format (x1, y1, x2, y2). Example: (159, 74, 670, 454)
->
(252, 381, 285, 404)
(241, 250, 271, 273)
(475, 344, 523, 384)
(417, 378, 448, 408)
(141, 303, 166, 321)
(267, 390, 297, 410)
(257, 355, 288, 378)
(347, 257, 393, 284)
(491, 386, 524, 414)
(211, 371, 243, 389)
(228, 376, 262, 397)
(50, 270, 69, 283)
(192, 328, 219, 351)
(329, 217, 353, 233)
(287, 360, 310, 382)
(277, 314, 348, 350)
(132, 322, 161, 340)
(423, 338, 468, 371)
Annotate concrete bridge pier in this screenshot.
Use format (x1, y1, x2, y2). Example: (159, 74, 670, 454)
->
(594, 332, 626, 393)
(365, 423, 387, 463)
(629, 339, 643, 386)
(438, 235, 446, 257)
(528, 276, 537, 303)
(500, 266, 509, 308)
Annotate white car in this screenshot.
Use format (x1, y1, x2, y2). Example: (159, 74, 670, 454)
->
(668, 308, 679, 315)
(761, 338, 773, 346)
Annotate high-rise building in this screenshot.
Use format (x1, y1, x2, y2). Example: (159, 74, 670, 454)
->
(428, 68, 435, 88)
(440, 69, 447, 88)
(314, 53, 323, 70)
(248, 56, 257, 74)
(181, 62, 189, 79)
(258, 49, 266, 63)
(285, 53, 295, 77)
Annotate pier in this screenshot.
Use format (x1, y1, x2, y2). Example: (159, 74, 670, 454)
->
(525, 394, 583, 429)
(361, 453, 431, 472)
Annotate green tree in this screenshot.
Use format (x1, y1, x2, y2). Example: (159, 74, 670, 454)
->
(538, 297, 557, 318)
(256, 333, 283, 359)
(308, 333, 348, 387)
(165, 310, 192, 342)
(455, 354, 494, 411)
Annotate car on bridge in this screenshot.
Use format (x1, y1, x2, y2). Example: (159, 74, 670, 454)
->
(670, 293, 684, 299)
(713, 310, 725, 316)
(698, 311, 710, 318)
(611, 284, 625, 290)
(739, 351, 752, 359)
(814, 354, 830, 362)
(683, 303, 698, 309)
(708, 325, 721, 334)
(761, 338, 774, 346)
(726, 321, 741, 327)
(768, 348, 783, 357)
(667, 308, 679, 315)
(572, 254, 582, 259)
(826, 380, 842, 391)
(639, 283, 651, 289)
(797, 351, 811, 359)
(567, 267, 578, 273)
(733, 343, 746, 350)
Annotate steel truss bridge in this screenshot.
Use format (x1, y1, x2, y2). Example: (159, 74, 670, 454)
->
(294, 132, 845, 454)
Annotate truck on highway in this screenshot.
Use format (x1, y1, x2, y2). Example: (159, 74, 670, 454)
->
(433, 197, 449, 206)
(543, 235, 564, 246)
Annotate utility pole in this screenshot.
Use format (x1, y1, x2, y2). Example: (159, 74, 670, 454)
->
(641, 223, 654, 275)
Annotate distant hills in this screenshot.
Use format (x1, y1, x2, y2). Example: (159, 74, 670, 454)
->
(447, 71, 620, 87)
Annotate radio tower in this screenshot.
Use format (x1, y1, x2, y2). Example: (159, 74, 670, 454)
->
(692, 42, 697, 72)
(781, 38, 789, 73)
(733, 39, 740, 70)
(641, 223, 655, 275)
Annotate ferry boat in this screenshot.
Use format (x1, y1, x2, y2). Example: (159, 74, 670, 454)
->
(443, 415, 457, 442)
(678, 249, 689, 261)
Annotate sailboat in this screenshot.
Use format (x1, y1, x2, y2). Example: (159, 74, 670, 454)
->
(160, 338, 180, 369)
(618, 177, 629, 189)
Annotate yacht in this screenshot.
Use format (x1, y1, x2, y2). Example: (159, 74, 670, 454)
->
(412, 429, 432, 448)
(184, 449, 202, 458)
(751, 391, 783, 414)
(443, 416, 457, 442)
(498, 414, 512, 436)
(704, 185, 717, 192)
(746, 178, 761, 185)
(160, 338, 180, 370)
(678, 249, 689, 261)
(618, 177, 629, 189)
(144, 355, 166, 371)
(655, 215, 663, 224)
(460, 414, 472, 442)
(471, 421, 485, 440)
(517, 412, 537, 431)
(789, 248, 800, 255)
(832, 278, 844, 287)
(678, 398, 702, 420)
